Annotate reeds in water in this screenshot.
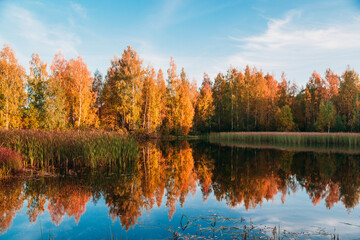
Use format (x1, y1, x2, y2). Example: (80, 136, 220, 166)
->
(209, 132, 360, 148)
(0, 130, 138, 170)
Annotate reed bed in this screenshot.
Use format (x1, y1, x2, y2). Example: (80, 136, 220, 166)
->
(0, 130, 138, 170)
(209, 132, 360, 148)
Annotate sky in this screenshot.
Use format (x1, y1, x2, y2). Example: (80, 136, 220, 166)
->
(0, 0, 360, 87)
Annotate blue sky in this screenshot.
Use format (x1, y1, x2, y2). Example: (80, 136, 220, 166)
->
(0, 0, 359, 87)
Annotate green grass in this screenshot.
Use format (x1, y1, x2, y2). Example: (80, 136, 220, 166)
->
(0, 130, 139, 171)
(209, 132, 360, 148)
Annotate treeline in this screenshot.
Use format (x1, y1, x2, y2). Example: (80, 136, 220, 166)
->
(0, 44, 359, 134)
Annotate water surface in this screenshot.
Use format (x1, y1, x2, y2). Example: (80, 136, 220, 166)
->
(1, 141, 360, 239)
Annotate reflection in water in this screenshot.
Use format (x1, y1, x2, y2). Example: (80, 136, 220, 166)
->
(1, 141, 360, 235)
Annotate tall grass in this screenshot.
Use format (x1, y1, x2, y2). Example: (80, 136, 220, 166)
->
(0, 147, 23, 177)
(209, 132, 360, 148)
(0, 130, 138, 170)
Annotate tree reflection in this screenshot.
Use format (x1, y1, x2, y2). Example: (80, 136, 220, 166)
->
(1, 142, 360, 233)
(0, 178, 23, 234)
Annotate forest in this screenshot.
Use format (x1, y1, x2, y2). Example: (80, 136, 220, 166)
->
(1, 44, 359, 135)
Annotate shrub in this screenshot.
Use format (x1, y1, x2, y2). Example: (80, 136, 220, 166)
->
(0, 147, 23, 175)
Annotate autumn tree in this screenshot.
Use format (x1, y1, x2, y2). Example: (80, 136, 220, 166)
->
(0, 45, 26, 129)
(102, 46, 143, 131)
(305, 71, 328, 128)
(325, 69, 339, 101)
(46, 52, 67, 130)
(264, 73, 279, 130)
(157, 69, 167, 132)
(338, 68, 359, 129)
(178, 68, 195, 135)
(141, 67, 162, 134)
(163, 57, 181, 134)
(194, 73, 215, 133)
(252, 70, 268, 130)
(67, 56, 98, 128)
(26, 53, 48, 129)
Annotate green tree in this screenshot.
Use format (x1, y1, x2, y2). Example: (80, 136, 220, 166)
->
(26, 53, 48, 129)
(333, 115, 345, 132)
(275, 105, 295, 131)
(92, 70, 103, 120)
(316, 100, 336, 132)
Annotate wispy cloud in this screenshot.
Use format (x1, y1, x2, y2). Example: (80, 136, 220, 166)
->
(0, 3, 82, 69)
(226, 9, 360, 84)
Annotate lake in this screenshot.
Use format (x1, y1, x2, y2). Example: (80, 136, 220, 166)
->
(1, 140, 360, 239)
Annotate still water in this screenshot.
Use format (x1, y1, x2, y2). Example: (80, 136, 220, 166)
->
(1, 141, 360, 239)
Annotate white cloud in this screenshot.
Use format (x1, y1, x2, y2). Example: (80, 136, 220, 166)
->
(226, 10, 360, 85)
(0, 4, 82, 71)
(6, 4, 81, 55)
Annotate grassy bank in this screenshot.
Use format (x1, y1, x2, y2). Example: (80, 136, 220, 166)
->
(159, 135, 203, 141)
(209, 132, 360, 148)
(0, 130, 138, 171)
